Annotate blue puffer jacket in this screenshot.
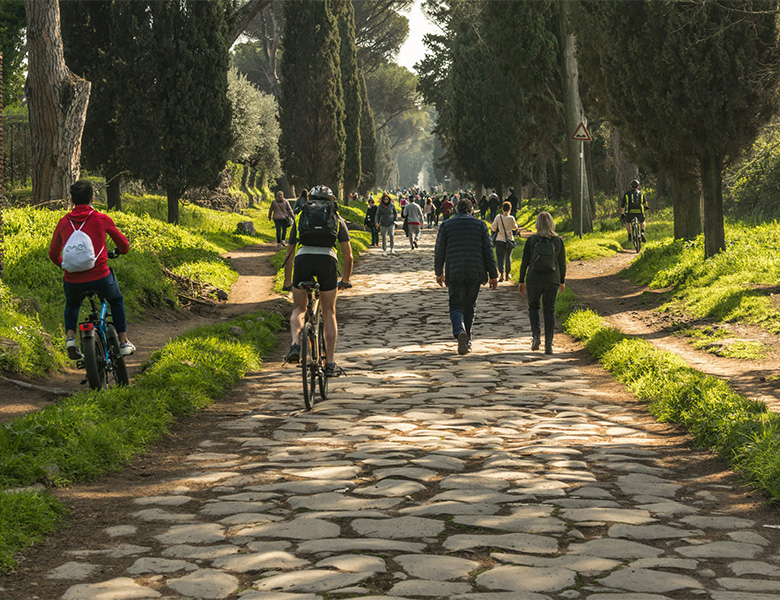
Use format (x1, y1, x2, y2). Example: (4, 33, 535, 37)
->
(434, 212, 498, 284)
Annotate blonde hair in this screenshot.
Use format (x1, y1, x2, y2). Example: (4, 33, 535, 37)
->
(535, 211, 557, 237)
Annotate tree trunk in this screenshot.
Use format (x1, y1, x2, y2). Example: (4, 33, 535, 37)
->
(584, 139, 596, 218)
(106, 170, 122, 211)
(25, 0, 91, 205)
(556, 0, 591, 235)
(671, 167, 703, 240)
(228, 0, 273, 46)
(611, 125, 639, 199)
(700, 152, 725, 257)
(1, 52, 5, 280)
(167, 188, 180, 225)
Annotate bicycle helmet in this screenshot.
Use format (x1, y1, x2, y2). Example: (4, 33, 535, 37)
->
(630, 179, 640, 189)
(309, 185, 335, 201)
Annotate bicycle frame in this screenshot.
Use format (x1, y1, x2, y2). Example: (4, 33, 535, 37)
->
(77, 294, 128, 389)
(298, 281, 328, 410)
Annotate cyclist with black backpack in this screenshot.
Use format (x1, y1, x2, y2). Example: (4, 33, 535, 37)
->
(518, 211, 566, 355)
(282, 186, 353, 377)
(620, 179, 648, 242)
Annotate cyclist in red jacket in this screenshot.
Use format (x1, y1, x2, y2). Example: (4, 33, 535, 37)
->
(48, 180, 134, 360)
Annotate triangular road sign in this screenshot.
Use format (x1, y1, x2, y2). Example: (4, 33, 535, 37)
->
(571, 122, 592, 142)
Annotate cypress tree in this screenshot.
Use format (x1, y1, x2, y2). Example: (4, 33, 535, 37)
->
(333, 0, 362, 203)
(61, 1, 125, 210)
(358, 69, 377, 195)
(279, 0, 346, 191)
(117, 0, 233, 224)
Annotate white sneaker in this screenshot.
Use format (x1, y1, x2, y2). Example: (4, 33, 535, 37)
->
(66, 337, 82, 360)
(382, 251, 387, 256)
(391, 249, 396, 255)
(120, 341, 136, 356)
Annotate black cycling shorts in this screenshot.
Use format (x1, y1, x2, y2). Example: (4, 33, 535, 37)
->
(626, 213, 646, 224)
(293, 254, 339, 292)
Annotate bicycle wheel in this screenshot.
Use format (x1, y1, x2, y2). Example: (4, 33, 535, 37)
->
(301, 323, 317, 410)
(317, 316, 328, 400)
(82, 335, 107, 390)
(106, 325, 129, 386)
(633, 221, 642, 253)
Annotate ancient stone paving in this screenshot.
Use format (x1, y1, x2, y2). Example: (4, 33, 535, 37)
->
(42, 228, 780, 598)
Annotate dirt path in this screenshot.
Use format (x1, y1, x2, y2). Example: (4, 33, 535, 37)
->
(0, 244, 287, 423)
(566, 250, 780, 412)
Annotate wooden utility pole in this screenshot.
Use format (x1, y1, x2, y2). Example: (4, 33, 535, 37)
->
(24, 0, 91, 205)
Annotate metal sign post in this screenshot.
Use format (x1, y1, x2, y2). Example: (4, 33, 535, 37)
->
(571, 121, 592, 239)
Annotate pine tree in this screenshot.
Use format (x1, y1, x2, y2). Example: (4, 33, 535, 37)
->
(117, 0, 233, 224)
(279, 0, 346, 191)
(333, 0, 362, 203)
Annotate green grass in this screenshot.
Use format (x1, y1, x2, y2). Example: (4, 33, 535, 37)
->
(678, 326, 768, 360)
(0, 310, 282, 569)
(563, 307, 780, 501)
(623, 221, 780, 333)
(0, 490, 66, 570)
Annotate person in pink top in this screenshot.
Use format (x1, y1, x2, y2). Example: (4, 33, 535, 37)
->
(269, 191, 294, 247)
(48, 180, 134, 360)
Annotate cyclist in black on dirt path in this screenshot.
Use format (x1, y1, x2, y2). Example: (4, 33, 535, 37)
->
(620, 179, 649, 243)
(282, 186, 353, 378)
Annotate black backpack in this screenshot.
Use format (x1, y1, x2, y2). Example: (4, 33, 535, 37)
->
(532, 236, 557, 273)
(297, 199, 339, 247)
(627, 189, 643, 211)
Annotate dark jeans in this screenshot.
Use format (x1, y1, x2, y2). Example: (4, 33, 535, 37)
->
(64, 271, 127, 333)
(274, 218, 289, 243)
(447, 279, 482, 339)
(370, 226, 380, 245)
(526, 281, 559, 345)
(495, 241, 512, 275)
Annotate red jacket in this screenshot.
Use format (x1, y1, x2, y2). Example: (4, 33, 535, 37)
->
(48, 205, 130, 283)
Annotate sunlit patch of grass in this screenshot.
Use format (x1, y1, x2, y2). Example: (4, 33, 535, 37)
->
(678, 325, 766, 360)
(0, 490, 65, 570)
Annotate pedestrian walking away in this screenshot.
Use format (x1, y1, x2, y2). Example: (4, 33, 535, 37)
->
(424, 197, 435, 228)
(491, 201, 518, 282)
(293, 188, 308, 214)
(434, 198, 498, 355)
(403, 198, 424, 249)
(441, 195, 454, 221)
(376, 193, 398, 256)
(506, 187, 520, 219)
(48, 179, 135, 360)
(487, 190, 500, 222)
(518, 211, 566, 355)
(364, 197, 380, 246)
(282, 185, 353, 377)
(269, 191, 294, 247)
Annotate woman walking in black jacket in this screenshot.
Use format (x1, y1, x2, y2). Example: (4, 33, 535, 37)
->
(518, 211, 566, 354)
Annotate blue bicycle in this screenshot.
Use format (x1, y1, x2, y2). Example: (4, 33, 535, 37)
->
(75, 251, 129, 390)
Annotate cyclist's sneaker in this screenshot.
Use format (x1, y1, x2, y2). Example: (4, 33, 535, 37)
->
(285, 343, 300, 363)
(120, 341, 136, 356)
(324, 362, 344, 378)
(66, 337, 82, 360)
(641, 232, 646, 242)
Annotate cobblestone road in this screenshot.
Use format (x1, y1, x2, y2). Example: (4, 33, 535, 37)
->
(31, 228, 780, 599)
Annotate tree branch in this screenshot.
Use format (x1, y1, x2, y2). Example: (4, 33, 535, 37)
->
(229, 0, 274, 46)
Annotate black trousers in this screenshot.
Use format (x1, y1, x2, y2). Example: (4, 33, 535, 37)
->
(526, 281, 559, 345)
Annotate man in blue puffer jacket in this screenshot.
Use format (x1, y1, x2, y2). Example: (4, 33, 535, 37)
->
(434, 199, 499, 355)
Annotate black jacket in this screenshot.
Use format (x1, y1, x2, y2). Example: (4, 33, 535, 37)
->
(364, 205, 378, 227)
(519, 234, 566, 285)
(434, 212, 498, 284)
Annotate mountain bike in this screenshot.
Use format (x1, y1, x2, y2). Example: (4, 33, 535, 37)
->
(75, 251, 129, 390)
(297, 280, 328, 410)
(630, 216, 642, 253)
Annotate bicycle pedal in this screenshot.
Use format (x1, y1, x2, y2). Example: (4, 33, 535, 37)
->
(76, 360, 85, 369)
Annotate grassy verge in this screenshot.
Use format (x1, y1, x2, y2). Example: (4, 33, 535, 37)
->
(0, 310, 283, 570)
(561, 305, 780, 501)
(623, 221, 780, 333)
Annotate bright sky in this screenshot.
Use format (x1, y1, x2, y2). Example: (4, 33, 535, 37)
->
(396, 0, 440, 73)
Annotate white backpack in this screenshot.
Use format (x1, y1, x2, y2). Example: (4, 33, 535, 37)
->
(61, 213, 104, 273)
